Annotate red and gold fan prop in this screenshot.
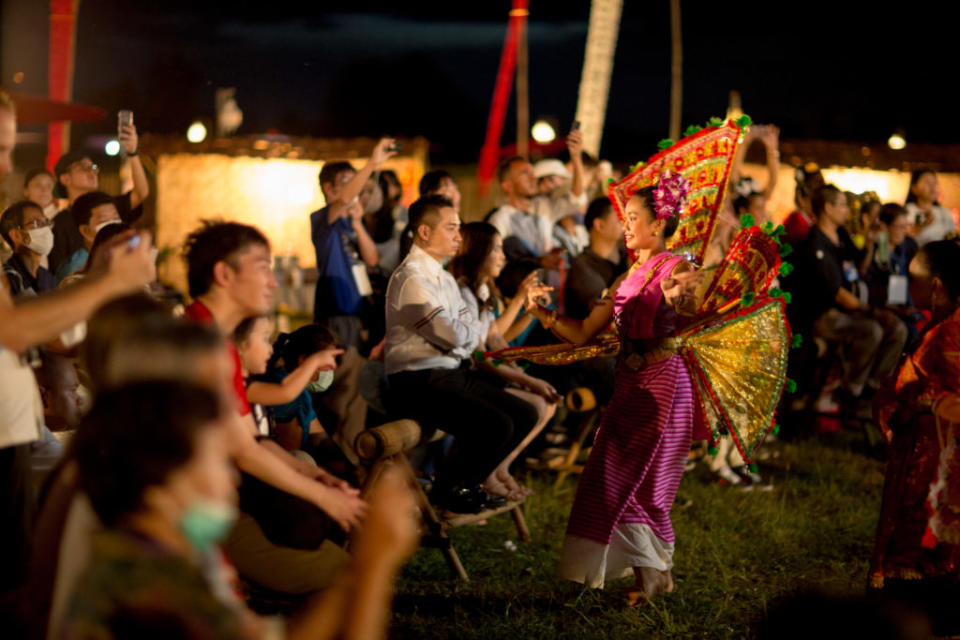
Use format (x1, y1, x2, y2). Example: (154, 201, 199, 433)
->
(488, 117, 794, 461)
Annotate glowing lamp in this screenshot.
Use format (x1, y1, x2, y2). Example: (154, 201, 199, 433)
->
(531, 120, 556, 144)
(187, 121, 207, 144)
(104, 140, 120, 156)
(888, 133, 906, 151)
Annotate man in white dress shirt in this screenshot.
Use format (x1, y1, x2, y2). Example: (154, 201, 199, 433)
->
(384, 195, 538, 513)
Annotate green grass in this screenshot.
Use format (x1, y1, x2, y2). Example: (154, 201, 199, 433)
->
(390, 434, 887, 639)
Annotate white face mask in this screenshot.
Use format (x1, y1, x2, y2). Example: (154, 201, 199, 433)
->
(306, 369, 335, 394)
(25, 226, 54, 257)
(93, 220, 121, 235)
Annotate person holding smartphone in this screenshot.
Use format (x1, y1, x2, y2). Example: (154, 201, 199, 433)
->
(488, 123, 587, 270)
(48, 110, 150, 275)
(904, 170, 956, 246)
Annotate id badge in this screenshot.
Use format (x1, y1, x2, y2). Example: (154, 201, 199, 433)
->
(887, 274, 908, 305)
(351, 263, 373, 297)
(842, 261, 859, 283)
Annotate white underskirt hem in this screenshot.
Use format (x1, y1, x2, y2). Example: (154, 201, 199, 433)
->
(557, 524, 674, 589)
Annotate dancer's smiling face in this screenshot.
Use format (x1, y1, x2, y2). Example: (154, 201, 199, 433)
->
(622, 193, 665, 252)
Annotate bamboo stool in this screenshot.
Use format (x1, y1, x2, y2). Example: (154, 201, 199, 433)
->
(355, 419, 531, 581)
(530, 387, 602, 488)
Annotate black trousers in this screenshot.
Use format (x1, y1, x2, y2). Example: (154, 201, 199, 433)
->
(0, 444, 32, 593)
(386, 366, 539, 492)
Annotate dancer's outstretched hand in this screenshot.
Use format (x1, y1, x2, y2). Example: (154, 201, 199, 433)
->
(661, 270, 703, 314)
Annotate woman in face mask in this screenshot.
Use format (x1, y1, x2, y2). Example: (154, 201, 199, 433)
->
(66, 381, 420, 640)
(245, 323, 345, 454)
(0, 200, 57, 297)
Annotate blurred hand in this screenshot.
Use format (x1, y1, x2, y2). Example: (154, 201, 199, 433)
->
(317, 484, 368, 533)
(661, 270, 703, 311)
(525, 377, 561, 403)
(311, 466, 359, 495)
(566, 129, 583, 159)
(346, 199, 364, 224)
(354, 467, 420, 566)
(105, 231, 156, 293)
(371, 137, 398, 166)
(119, 124, 139, 155)
(517, 271, 551, 303)
(524, 278, 553, 311)
(310, 346, 345, 372)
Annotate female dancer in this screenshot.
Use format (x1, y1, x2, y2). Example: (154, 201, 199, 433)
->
(524, 176, 702, 603)
(450, 222, 560, 501)
(870, 240, 960, 634)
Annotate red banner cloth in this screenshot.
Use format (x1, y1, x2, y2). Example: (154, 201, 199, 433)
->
(477, 0, 529, 197)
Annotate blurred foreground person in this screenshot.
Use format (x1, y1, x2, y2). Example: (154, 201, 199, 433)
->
(870, 240, 960, 636)
(65, 382, 418, 640)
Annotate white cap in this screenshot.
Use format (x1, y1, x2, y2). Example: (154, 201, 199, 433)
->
(533, 159, 571, 180)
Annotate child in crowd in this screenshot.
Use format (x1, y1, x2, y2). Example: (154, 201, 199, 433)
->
(232, 317, 342, 452)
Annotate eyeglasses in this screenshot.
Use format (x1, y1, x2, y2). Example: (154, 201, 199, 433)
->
(20, 218, 51, 230)
(69, 162, 99, 174)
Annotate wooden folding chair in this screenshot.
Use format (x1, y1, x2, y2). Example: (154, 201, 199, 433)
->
(354, 419, 531, 581)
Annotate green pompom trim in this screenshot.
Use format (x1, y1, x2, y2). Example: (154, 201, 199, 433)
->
(769, 286, 783, 298)
(779, 243, 794, 258)
(748, 463, 759, 474)
(782, 291, 793, 304)
(606, 177, 616, 186)
(740, 213, 755, 228)
(785, 378, 797, 394)
(761, 221, 775, 235)
(779, 261, 794, 277)
(658, 138, 675, 150)
(708, 446, 719, 456)
(792, 334, 803, 349)
(708, 116, 724, 128)
(741, 291, 756, 307)
(735, 114, 753, 128)
(630, 161, 645, 172)
(683, 124, 703, 137)
(772, 423, 780, 436)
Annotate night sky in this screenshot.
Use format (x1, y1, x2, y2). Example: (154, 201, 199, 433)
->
(4, 1, 960, 164)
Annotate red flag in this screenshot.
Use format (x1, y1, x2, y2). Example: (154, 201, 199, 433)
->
(477, 1, 529, 197)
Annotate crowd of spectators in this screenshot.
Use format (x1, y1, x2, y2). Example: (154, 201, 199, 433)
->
(2, 82, 958, 637)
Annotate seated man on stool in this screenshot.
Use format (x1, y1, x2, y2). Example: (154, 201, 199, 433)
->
(384, 194, 538, 514)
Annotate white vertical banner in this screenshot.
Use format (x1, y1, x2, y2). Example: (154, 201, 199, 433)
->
(574, 0, 624, 159)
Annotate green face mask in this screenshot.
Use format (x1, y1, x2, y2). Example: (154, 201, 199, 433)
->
(179, 499, 237, 553)
(306, 369, 335, 394)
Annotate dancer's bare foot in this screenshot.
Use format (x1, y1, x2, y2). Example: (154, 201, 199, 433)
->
(624, 567, 672, 608)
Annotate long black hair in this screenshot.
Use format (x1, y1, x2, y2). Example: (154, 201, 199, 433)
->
(449, 222, 502, 311)
(905, 169, 939, 205)
(917, 239, 960, 300)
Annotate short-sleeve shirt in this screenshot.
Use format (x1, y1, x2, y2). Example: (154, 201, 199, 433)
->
(49, 191, 142, 276)
(183, 300, 251, 417)
(564, 247, 625, 320)
(310, 206, 363, 320)
(791, 225, 861, 329)
(2, 253, 57, 297)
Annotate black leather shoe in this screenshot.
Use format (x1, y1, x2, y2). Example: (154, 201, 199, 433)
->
(433, 486, 486, 514)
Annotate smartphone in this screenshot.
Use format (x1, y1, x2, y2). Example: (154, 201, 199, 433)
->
(118, 110, 134, 131)
(572, 120, 581, 131)
(387, 140, 402, 153)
